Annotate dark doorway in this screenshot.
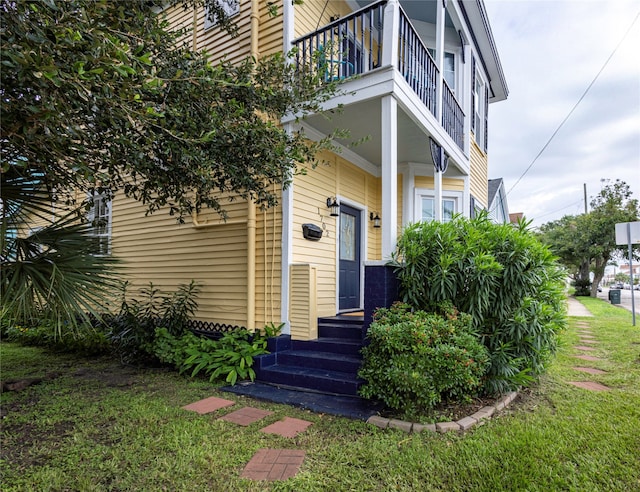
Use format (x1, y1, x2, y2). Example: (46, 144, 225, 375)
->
(339, 204, 361, 311)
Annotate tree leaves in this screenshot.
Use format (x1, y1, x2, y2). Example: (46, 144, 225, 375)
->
(1, 0, 344, 221)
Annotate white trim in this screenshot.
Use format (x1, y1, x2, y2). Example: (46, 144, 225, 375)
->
(401, 164, 415, 228)
(280, 124, 295, 335)
(381, 95, 398, 260)
(283, 0, 294, 53)
(87, 190, 112, 256)
(335, 196, 368, 313)
(204, 0, 240, 30)
(463, 175, 471, 218)
(414, 188, 463, 223)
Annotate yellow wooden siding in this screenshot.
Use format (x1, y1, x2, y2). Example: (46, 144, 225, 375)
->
(294, 0, 355, 39)
(414, 176, 465, 192)
(367, 175, 382, 260)
(289, 264, 318, 340)
(292, 151, 380, 316)
(111, 193, 248, 326)
(255, 190, 283, 328)
(192, 0, 252, 64)
(259, 0, 284, 57)
(470, 139, 489, 205)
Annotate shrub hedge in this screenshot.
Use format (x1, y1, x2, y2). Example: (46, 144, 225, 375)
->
(358, 302, 489, 416)
(391, 213, 567, 393)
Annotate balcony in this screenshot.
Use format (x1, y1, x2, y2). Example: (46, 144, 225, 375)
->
(292, 0, 465, 151)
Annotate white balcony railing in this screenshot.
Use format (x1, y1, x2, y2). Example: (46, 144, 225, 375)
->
(292, 0, 465, 150)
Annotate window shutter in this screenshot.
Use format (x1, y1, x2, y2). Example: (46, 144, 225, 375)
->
(470, 57, 476, 132)
(484, 85, 489, 152)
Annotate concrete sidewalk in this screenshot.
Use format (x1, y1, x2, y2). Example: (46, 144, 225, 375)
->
(567, 297, 594, 317)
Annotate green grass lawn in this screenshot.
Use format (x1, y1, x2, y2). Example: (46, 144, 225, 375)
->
(1, 297, 639, 491)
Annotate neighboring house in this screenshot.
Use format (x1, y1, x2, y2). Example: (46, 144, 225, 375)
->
(98, 0, 509, 395)
(487, 178, 509, 223)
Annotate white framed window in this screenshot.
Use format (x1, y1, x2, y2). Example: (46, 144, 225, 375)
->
(204, 0, 240, 30)
(415, 189, 463, 223)
(428, 49, 457, 94)
(87, 190, 112, 256)
(472, 63, 489, 152)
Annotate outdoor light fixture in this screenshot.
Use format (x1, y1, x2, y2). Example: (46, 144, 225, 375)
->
(370, 212, 381, 228)
(326, 197, 340, 217)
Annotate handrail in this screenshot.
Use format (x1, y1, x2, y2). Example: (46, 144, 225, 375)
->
(291, 0, 388, 45)
(292, 1, 386, 81)
(397, 6, 438, 118)
(442, 80, 465, 149)
(293, 0, 465, 151)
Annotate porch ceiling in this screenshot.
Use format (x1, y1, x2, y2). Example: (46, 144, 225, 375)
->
(302, 99, 437, 171)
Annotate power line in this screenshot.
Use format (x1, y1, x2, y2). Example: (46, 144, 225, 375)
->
(535, 198, 585, 220)
(506, 11, 640, 196)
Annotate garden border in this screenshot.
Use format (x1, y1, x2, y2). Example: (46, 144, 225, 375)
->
(366, 390, 519, 433)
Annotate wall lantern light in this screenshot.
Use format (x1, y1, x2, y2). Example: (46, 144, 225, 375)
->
(326, 197, 340, 217)
(369, 211, 381, 228)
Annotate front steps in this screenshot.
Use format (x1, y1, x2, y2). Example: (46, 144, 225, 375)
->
(254, 316, 365, 396)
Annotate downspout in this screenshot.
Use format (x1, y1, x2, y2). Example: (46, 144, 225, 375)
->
(246, 0, 261, 332)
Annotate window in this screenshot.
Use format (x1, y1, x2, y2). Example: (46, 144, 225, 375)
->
(472, 59, 489, 152)
(204, 0, 240, 30)
(415, 189, 462, 223)
(428, 49, 457, 94)
(87, 190, 111, 256)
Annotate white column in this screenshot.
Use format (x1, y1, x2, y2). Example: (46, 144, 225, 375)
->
(381, 96, 398, 260)
(434, 168, 443, 222)
(463, 175, 470, 218)
(381, 0, 399, 68)
(402, 165, 414, 227)
(280, 123, 294, 335)
(282, 0, 295, 53)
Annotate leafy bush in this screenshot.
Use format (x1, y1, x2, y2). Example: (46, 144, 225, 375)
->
(572, 278, 591, 296)
(107, 281, 200, 363)
(3, 320, 110, 355)
(392, 213, 566, 393)
(358, 302, 489, 417)
(151, 327, 271, 385)
(183, 329, 269, 385)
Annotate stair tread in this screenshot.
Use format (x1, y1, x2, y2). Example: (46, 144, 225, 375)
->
(318, 316, 364, 325)
(259, 364, 362, 382)
(315, 337, 362, 344)
(281, 350, 361, 361)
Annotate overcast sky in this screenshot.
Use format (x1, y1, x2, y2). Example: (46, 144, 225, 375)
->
(484, 0, 640, 228)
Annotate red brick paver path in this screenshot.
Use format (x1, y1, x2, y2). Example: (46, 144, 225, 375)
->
(260, 417, 313, 438)
(568, 381, 611, 391)
(182, 396, 235, 414)
(574, 345, 596, 351)
(241, 449, 306, 481)
(219, 407, 274, 426)
(572, 367, 607, 375)
(574, 354, 603, 361)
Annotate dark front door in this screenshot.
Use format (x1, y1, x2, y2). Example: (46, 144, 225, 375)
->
(339, 204, 361, 311)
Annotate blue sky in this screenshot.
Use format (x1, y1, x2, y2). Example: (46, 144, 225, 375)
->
(485, 0, 640, 227)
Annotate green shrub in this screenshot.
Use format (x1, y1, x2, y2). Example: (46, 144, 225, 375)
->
(183, 329, 269, 385)
(107, 281, 200, 363)
(392, 213, 567, 394)
(572, 278, 591, 296)
(151, 327, 271, 385)
(3, 320, 110, 355)
(358, 302, 489, 417)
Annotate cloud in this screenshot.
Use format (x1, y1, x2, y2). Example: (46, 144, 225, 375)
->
(486, 0, 640, 227)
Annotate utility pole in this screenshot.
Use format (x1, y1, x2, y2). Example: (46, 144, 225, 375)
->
(583, 183, 588, 214)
